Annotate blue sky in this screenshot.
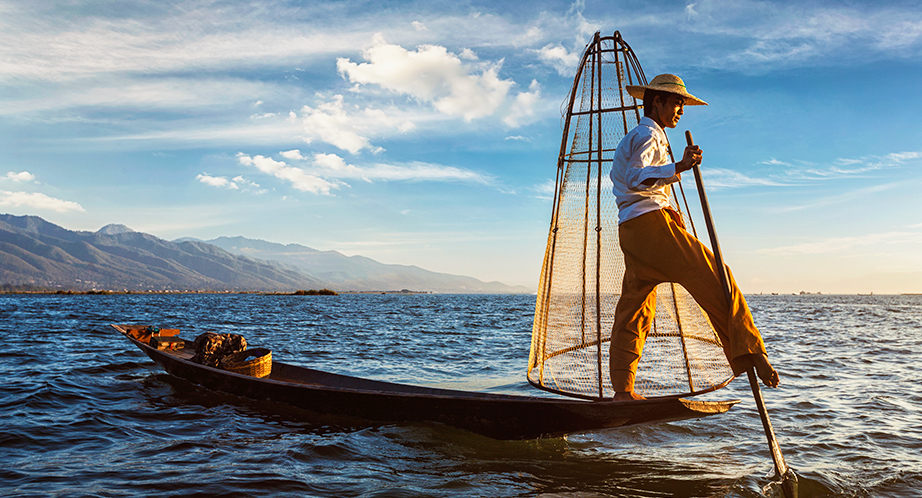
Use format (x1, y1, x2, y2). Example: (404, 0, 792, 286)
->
(2, 0, 921, 293)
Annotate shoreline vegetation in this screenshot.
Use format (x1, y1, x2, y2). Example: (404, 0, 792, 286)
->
(291, 289, 337, 296)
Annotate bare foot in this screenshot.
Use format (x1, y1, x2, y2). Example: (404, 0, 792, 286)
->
(753, 353, 780, 388)
(613, 391, 646, 401)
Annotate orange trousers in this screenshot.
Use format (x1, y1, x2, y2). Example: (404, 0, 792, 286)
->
(609, 208, 766, 392)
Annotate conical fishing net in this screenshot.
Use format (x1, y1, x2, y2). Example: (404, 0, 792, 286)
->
(528, 32, 734, 400)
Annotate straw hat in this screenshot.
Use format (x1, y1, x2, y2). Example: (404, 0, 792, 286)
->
(626, 74, 708, 106)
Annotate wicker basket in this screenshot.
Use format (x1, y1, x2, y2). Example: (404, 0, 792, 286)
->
(219, 348, 272, 378)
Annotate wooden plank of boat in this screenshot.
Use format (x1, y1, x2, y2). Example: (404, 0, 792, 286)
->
(112, 324, 739, 440)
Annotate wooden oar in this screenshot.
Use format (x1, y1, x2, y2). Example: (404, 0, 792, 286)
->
(685, 130, 797, 498)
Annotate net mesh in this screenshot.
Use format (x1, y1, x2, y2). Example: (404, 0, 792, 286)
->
(528, 32, 734, 400)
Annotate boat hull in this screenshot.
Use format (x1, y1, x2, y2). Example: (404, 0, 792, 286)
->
(114, 324, 739, 439)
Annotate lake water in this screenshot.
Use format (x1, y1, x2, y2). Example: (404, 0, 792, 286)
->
(2, 293, 920, 497)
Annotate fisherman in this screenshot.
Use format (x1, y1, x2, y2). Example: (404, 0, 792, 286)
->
(609, 73, 779, 401)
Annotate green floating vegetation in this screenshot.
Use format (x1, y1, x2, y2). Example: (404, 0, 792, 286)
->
(292, 289, 338, 296)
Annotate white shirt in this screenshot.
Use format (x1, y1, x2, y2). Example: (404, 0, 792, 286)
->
(609, 117, 680, 224)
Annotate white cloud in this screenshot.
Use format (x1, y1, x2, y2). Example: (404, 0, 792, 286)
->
(280, 149, 305, 160)
(238, 153, 340, 195)
(702, 168, 788, 188)
(4, 171, 36, 182)
(459, 48, 478, 60)
(772, 180, 901, 213)
(312, 153, 367, 178)
(503, 80, 541, 127)
(412, 21, 428, 32)
(567, 0, 600, 41)
(505, 135, 530, 141)
(195, 173, 264, 194)
(535, 43, 580, 76)
(232, 176, 265, 192)
(724, 39, 818, 66)
(77, 118, 304, 148)
(533, 178, 557, 200)
(360, 161, 491, 183)
(299, 96, 376, 154)
(337, 35, 515, 121)
(238, 151, 492, 192)
(195, 173, 265, 194)
(197, 173, 239, 189)
(834, 150, 922, 172)
(1, 77, 281, 116)
(801, 165, 878, 178)
(764, 149, 922, 183)
(0, 190, 83, 212)
(760, 158, 794, 167)
(311, 152, 491, 184)
(298, 95, 413, 154)
(884, 151, 922, 163)
(876, 19, 922, 49)
(521, 26, 544, 45)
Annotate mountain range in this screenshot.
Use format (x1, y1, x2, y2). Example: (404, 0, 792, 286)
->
(0, 214, 532, 293)
(195, 236, 531, 293)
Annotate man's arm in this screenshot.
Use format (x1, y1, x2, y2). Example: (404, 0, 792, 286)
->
(623, 134, 678, 190)
(639, 144, 702, 186)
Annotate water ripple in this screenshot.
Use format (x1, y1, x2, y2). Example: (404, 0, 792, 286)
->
(1, 293, 920, 497)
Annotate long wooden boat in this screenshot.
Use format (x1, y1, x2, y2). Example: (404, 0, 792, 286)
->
(113, 324, 739, 440)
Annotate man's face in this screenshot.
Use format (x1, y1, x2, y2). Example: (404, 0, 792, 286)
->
(653, 94, 685, 129)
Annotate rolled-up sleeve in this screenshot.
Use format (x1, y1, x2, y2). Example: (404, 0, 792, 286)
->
(623, 134, 679, 191)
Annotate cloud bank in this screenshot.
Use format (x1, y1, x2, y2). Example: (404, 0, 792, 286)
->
(234, 150, 491, 195)
(0, 191, 84, 212)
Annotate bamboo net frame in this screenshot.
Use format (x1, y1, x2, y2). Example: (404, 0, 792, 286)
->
(528, 31, 734, 400)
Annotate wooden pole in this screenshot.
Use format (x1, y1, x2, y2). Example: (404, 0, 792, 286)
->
(685, 131, 797, 498)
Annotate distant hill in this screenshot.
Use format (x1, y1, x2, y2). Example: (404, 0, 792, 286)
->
(0, 214, 325, 292)
(200, 236, 533, 294)
(0, 214, 532, 293)
(96, 224, 135, 235)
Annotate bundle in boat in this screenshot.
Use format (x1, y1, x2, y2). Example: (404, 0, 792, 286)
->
(190, 332, 272, 378)
(191, 332, 247, 366)
(528, 31, 734, 400)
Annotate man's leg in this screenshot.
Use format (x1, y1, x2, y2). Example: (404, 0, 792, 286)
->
(609, 266, 657, 399)
(610, 214, 664, 400)
(692, 265, 779, 387)
(658, 218, 779, 387)
(616, 209, 778, 389)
